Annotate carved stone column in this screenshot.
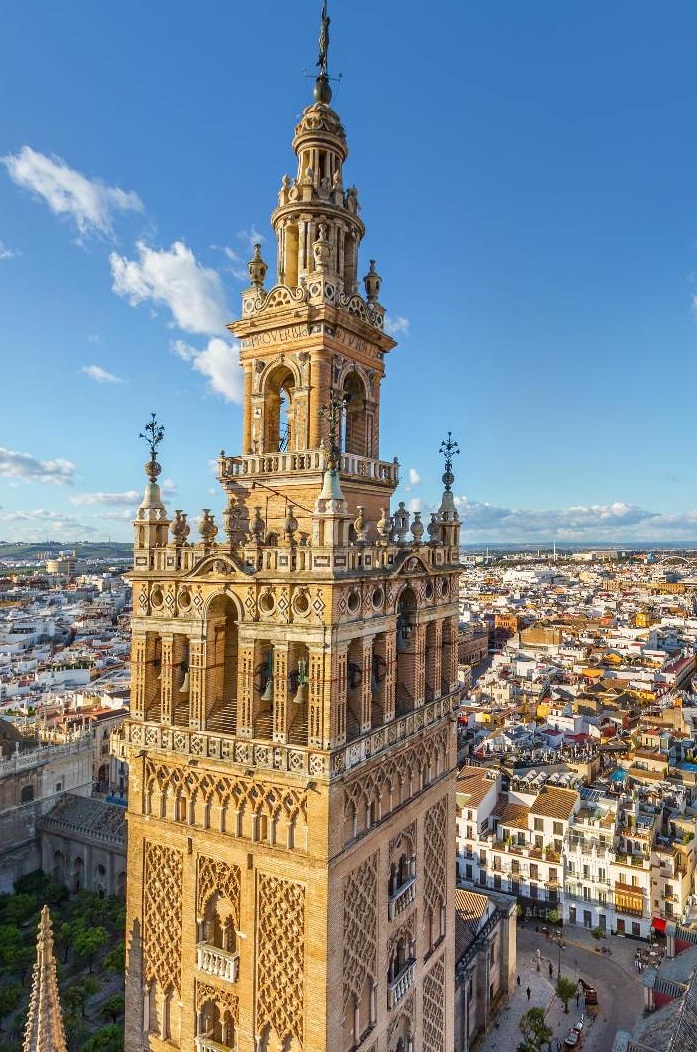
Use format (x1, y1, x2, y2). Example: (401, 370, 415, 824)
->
(237, 637, 256, 738)
(361, 636, 374, 733)
(273, 642, 290, 743)
(413, 623, 427, 704)
(189, 640, 206, 729)
(308, 647, 325, 747)
(160, 635, 174, 725)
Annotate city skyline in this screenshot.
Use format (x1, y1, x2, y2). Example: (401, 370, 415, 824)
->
(2, 1, 697, 543)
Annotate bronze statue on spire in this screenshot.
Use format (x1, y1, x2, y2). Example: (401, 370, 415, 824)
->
(317, 1, 330, 76)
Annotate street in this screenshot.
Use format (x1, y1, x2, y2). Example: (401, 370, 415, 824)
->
(480, 924, 645, 1051)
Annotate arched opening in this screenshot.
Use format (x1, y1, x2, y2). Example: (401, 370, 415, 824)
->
(346, 640, 363, 742)
(97, 763, 109, 791)
(73, 856, 84, 893)
(371, 633, 387, 728)
(254, 641, 275, 740)
(342, 371, 367, 457)
(263, 366, 296, 453)
(200, 891, 238, 957)
(284, 222, 299, 287)
(172, 634, 190, 727)
(395, 589, 417, 715)
(288, 642, 310, 746)
(20, 784, 34, 804)
(144, 632, 162, 721)
(441, 618, 454, 697)
(343, 234, 356, 293)
(425, 621, 437, 702)
(205, 595, 239, 735)
(116, 871, 126, 899)
(52, 849, 65, 885)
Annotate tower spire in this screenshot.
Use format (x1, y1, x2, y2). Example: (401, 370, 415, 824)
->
(22, 906, 68, 1052)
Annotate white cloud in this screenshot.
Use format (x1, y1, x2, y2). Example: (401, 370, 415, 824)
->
(449, 496, 697, 542)
(81, 364, 125, 384)
(161, 478, 177, 496)
(2, 146, 143, 237)
(408, 468, 421, 487)
(0, 240, 16, 260)
(0, 448, 75, 485)
(87, 333, 102, 344)
(0, 509, 97, 537)
(385, 314, 410, 337)
(171, 338, 243, 403)
(70, 491, 140, 507)
(236, 227, 264, 251)
(110, 240, 228, 335)
(220, 245, 249, 282)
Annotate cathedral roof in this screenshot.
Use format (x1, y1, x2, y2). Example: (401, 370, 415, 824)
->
(22, 906, 67, 1052)
(39, 792, 126, 846)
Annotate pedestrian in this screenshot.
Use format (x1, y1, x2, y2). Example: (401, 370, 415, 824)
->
(527, 986, 531, 1002)
(517, 975, 521, 987)
(549, 961, 553, 979)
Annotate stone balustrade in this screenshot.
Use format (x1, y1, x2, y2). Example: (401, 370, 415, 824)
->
(387, 960, 416, 1009)
(388, 876, 417, 921)
(196, 942, 239, 983)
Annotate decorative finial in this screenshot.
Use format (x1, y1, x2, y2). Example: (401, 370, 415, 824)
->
(363, 259, 382, 303)
(139, 413, 165, 483)
(439, 431, 460, 492)
(318, 392, 348, 471)
(248, 243, 268, 289)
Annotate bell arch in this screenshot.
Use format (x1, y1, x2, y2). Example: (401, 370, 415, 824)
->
(262, 363, 301, 453)
(342, 370, 368, 457)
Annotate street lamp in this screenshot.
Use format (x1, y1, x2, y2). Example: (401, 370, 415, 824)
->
(557, 936, 565, 978)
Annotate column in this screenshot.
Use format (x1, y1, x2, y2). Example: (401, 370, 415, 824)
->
(432, 620, 443, 700)
(237, 637, 256, 738)
(242, 366, 253, 454)
(189, 639, 206, 730)
(413, 623, 426, 704)
(361, 636, 374, 733)
(383, 633, 396, 723)
(308, 647, 325, 748)
(273, 642, 290, 743)
(160, 635, 174, 725)
(329, 643, 348, 747)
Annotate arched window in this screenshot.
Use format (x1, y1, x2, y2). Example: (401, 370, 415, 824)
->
(342, 371, 367, 457)
(263, 366, 296, 453)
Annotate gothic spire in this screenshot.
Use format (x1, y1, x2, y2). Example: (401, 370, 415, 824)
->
(22, 906, 68, 1052)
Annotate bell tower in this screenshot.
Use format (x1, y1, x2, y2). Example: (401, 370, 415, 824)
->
(121, 10, 460, 1052)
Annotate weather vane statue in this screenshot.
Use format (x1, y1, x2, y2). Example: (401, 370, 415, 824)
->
(140, 412, 165, 482)
(439, 431, 460, 493)
(317, 1, 330, 76)
(318, 392, 346, 472)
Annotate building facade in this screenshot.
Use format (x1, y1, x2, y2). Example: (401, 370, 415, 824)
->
(120, 26, 460, 1052)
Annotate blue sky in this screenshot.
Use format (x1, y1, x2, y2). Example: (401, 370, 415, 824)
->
(1, 0, 697, 545)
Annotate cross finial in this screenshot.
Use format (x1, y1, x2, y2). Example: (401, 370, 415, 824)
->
(318, 392, 347, 471)
(439, 431, 460, 492)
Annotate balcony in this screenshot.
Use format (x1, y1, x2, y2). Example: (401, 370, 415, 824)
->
(387, 960, 416, 1009)
(195, 1039, 234, 1052)
(388, 877, 417, 921)
(196, 943, 239, 983)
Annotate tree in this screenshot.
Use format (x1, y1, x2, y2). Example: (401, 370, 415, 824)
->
(80, 1024, 124, 1052)
(518, 1007, 553, 1051)
(556, 975, 578, 1014)
(0, 983, 22, 1032)
(72, 926, 108, 973)
(65, 978, 100, 1019)
(99, 995, 125, 1024)
(103, 940, 125, 973)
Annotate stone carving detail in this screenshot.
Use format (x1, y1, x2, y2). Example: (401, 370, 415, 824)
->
(256, 874, 305, 1047)
(195, 978, 239, 1019)
(343, 853, 378, 1007)
(343, 727, 447, 844)
(197, 855, 241, 922)
(422, 958, 446, 1052)
(424, 796, 448, 934)
(143, 842, 183, 995)
(389, 821, 416, 862)
(144, 759, 308, 828)
(387, 992, 414, 1044)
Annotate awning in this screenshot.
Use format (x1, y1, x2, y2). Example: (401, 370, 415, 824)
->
(651, 917, 667, 932)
